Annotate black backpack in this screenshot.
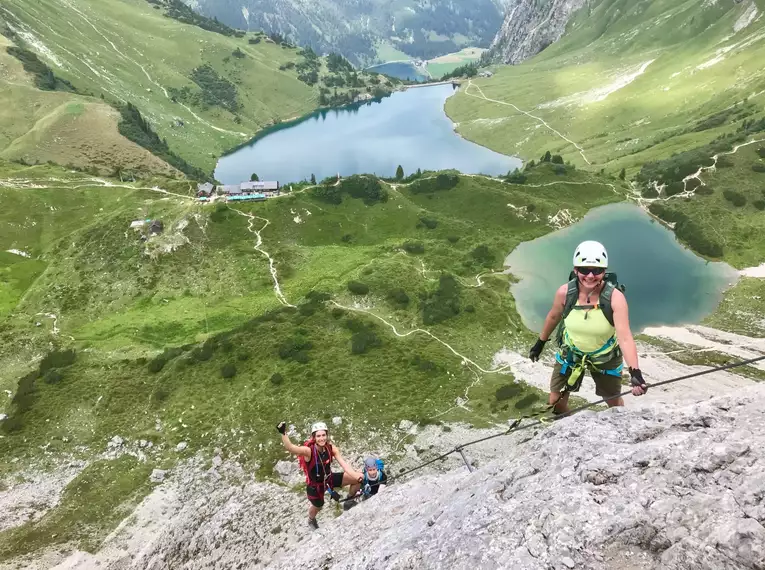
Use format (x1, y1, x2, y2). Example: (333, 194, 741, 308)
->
(555, 272, 626, 347)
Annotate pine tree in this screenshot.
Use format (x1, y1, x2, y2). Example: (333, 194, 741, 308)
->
(310, 173, 316, 185)
(250, 173, 259, 181)
(395, 165, 404, 180)
(619, 168, 626, 180)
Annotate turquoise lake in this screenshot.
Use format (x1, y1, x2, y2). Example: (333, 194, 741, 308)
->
(214, 84, 522, 184)
(505, 203, 738, 333)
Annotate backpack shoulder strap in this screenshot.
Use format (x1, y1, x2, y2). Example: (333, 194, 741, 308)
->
(556, 277, 579, 346)
(599, 280, 617, 326)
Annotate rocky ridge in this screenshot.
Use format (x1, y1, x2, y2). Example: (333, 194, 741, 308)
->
(488, 0, 587, 64)
(27, 384, 765, 570)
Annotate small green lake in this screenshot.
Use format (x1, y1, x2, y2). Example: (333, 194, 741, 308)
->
(214, 84, 521, 184)
(505, 203, 738, 333)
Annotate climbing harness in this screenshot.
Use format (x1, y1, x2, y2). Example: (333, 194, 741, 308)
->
(383, 354, 765, 484)
(554, 272, 626, 386)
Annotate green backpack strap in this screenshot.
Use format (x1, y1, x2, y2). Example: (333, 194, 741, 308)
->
(555, 276, 579, 346)
(599, 273, 625, 326)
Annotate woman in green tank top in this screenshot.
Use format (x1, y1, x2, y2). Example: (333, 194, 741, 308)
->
(527, 240, 648, 413)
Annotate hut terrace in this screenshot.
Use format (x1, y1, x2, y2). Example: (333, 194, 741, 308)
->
(216, 181, 280, 201)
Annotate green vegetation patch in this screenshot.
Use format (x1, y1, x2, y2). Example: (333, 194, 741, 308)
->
(117, 103, 209, 181)
(189, 64, 240, 113)
(5, 46, 76, 92)
(0, 456, 153, 560)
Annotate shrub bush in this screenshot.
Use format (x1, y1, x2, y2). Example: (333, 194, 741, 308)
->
(387, 288, 410, 306)
(221, 363, 237, 379)
(39, 349, 76, 375)
(278, 337, 313, 360)
(723, 190, 747, 207)
(409, 173, 459, 194)
(402, 241, 424, 254)
(471, 245, 495, 266)
(753, 200, 765, 211)
(514, 393, 540, 409)
(695, 185, 714, 195)
(495, 384, 523, 401)
(752, 163, 765, 173)
(421, 275, 461, 325)
(418, 216, 438, 229)
(270, 372, 284, 385)
(148, 357, 167, 373)
(43, 369, 63, 385)
(347, 281, 369, 295)
(506, 169, 527, 184)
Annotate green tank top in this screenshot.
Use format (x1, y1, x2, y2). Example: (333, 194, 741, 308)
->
(562, 305, 617, 353)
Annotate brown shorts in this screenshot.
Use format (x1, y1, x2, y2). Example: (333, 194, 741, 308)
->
(550, 353, 624, 399)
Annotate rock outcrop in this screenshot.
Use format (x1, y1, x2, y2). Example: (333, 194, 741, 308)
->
(271, 385, 765, 570)
(43, 385, 765, 570)
(489, 0, 587, 64)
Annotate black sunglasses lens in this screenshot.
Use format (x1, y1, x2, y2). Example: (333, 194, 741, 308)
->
(578, 267, 604, 276)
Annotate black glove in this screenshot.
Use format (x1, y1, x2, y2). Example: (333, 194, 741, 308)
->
(276, 421, 287, 434)
(629, 368, 647, 395)
(528, 338, 547, 362)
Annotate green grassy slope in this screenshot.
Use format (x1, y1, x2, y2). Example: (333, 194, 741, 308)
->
(0, 162, 621, 480)
(446, 0, 765, 267)
(0, 0, 394, 175)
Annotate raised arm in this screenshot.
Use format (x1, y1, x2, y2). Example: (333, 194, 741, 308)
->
(276, 422, 311, 458)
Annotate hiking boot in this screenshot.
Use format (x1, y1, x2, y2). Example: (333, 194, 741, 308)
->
(308, 517, 319, 530)
(342, 499, 358, 511)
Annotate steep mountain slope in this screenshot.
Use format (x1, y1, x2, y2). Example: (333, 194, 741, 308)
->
(0, 0, 394, 176)
(186, 0, 509, 65)
(488, 0, 588, 64)
(0, 159, 626, 562)
(447, 0, 765, 266)
(0, 34, 179, 177)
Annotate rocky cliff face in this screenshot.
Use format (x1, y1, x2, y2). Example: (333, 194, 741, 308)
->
(489, 0, 588, 64)
(40, 384, 765, 570)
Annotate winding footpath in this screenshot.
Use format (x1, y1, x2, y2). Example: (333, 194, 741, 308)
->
(677, 137, 765, 197)
(227, 208, 295, 308)
(463, 80, 592, 166)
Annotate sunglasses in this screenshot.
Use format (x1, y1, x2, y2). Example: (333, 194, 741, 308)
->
(576, 267, 605, 276)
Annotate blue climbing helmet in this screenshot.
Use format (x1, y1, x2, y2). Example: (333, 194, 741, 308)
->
(362, 456, 385, 492)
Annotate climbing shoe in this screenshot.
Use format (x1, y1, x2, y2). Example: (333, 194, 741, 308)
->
(343, 499, 358, 511)
(308, 517, 319, 530)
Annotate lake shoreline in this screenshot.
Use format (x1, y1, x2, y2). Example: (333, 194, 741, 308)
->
(214, 84, 522, 185)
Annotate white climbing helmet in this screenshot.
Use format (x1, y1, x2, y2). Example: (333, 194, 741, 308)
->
(572, 240, 608, 268)
(311, 421, 328, 435)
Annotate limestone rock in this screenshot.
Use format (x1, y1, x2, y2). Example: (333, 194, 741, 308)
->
(150, 469, 167, 483)
(274, 460, 303, 485)
(489, 0, 588, 64)
(107, 436, 123, 449)
(269, 385, 765, 570)
(41, 386, 765, 570)
(175, 442, 187, 452)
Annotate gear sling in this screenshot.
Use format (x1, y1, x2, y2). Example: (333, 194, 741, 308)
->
(299, 440, 339, 502)
(554, 272, 626, 391)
